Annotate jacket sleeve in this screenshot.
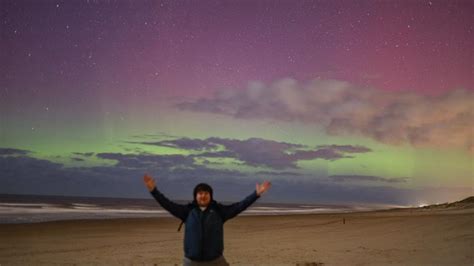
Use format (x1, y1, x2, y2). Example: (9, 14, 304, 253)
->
(219, 190, 260, 222)
(150, 187, 190, 221)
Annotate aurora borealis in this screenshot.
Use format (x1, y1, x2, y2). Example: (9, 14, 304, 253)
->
(1, 1, 472, 206)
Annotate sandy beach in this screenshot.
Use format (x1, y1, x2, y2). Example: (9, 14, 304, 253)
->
(0, 206, 472, 265)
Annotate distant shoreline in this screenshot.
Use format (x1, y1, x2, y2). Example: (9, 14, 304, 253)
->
(1, 201, 472, 225)
(0, 192, 413, 208)
(1, 193, 471, 224)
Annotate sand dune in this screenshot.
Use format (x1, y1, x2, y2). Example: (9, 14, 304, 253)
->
(0, 203, 472, 265)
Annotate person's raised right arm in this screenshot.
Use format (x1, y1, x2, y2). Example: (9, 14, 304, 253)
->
(143, 174, 189, 221)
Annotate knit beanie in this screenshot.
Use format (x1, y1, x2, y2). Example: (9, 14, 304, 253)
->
(193, 183, 213, 200)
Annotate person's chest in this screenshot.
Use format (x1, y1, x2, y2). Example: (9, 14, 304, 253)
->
(188, 206, 223, 227)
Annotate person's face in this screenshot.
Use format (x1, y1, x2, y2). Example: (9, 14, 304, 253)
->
(196, 190, 211, 207)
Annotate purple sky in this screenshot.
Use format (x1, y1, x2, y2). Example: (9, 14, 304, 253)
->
(2, 0, 472, 104)
(1, 1, 472, 205)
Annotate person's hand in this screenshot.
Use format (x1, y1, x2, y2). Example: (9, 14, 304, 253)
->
(143, 173, 156, 192)
(256, 180, 271, 196)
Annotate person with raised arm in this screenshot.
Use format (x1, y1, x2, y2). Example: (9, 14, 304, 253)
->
(143, 174, 271, 265)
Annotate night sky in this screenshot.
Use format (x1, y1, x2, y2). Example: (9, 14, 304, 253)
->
(1, 0, 472, 206)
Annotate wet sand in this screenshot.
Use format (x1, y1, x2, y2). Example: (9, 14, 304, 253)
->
(0, 207, 472, 265)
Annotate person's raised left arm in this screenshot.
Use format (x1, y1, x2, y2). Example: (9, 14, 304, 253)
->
(219, 180, 271, 222)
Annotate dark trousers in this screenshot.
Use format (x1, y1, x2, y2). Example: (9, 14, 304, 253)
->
(183, 255, 230, 266)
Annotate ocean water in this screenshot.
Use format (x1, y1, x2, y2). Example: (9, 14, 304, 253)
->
(0, 194, 380, 224)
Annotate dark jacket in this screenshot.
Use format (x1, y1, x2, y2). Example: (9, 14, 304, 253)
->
(150, 187, 260, 261)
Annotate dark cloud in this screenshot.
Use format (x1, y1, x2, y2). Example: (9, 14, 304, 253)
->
(0, 147, 30, 156)
(0, 147, 468, 205)
(143, 137, 221, 151)
(0, 153, 63, 172)
(0, 150, 166, 198)
(316, 145, 372, 153)
(72, 152, 94, 157)
(140, 137, 371, 169)
(205, 137, 304, 169)
(195, 150, 237, 159)
(329, 175, 408, 183)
